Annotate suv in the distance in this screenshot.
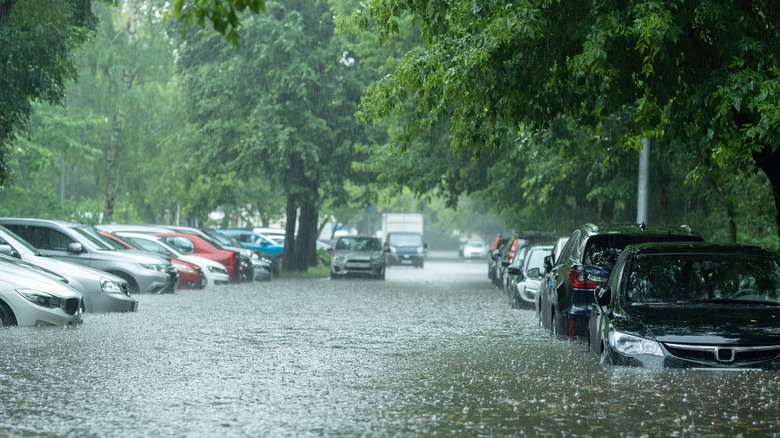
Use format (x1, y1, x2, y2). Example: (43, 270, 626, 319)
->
(537, 223, 703, 337)
(0, 218, 178, 294)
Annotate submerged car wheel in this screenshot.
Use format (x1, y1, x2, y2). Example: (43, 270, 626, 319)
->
(0, 302, 17, 327)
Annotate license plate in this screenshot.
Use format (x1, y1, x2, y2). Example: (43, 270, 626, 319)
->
(401, 260, 413, 264)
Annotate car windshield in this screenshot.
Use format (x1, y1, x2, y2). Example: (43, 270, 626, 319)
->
(626, 253, 780, 304)
(336, 237, 382, 251)
(584, 234, 700, 267)
(387, 233, 422, 247)
(72, 226, 116, 251)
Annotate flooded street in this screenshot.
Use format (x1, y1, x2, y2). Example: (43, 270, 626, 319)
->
(2, 253, 780, 436)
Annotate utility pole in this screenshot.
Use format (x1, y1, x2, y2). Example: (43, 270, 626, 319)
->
(637, 137, 651, 224)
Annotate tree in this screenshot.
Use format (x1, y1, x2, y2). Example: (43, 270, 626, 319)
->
(0, 0, 112, 187)
(342, 1, 780, 248)
(175, 1, 377, 271)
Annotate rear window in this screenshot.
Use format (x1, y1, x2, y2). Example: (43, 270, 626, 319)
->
(583, 234, 701, 267)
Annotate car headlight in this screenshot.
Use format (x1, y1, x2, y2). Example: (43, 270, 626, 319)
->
(173, 263, 197, 274)
(333, 255, 346, 263)
(390, 247, 397, 254)
(417, 247, 424, 254)
(100, 278, 123, 294)
(139, 263, 168, 273)
(17, 289, 63, 309)
(370, 252, 383, 263)
(208, 265, 228, 275)
(608, 330, 664, 357)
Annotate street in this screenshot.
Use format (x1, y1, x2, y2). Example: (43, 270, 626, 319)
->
(1, 253, 779, 436)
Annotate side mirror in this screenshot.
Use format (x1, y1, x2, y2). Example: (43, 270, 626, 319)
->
(67, 242, 84, 254)
(507, 264, 521, 276)
(501, 260, 510, 268)
(424, 242, 428, 250)
(543, 255, 553, 273)
(594, 284, 612, 307)
(527, 267, 541, 279)
(0, 244, 19, 258)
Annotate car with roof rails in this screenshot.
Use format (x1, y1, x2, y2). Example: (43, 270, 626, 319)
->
(0, 224, 137, 312)
(589, 242, 780, 369)
(0, 218, 178, 295)
(538, 223, 704, 338)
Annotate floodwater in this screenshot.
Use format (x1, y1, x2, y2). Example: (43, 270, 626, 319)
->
(1, 252, 779, 437)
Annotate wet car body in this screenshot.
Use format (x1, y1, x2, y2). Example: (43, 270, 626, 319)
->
(0, 258, 83, 326)
(507, 244, 552, 309)
(0, 218, 178, 295)
(330, 235, 386, 280)
(589, 242, 780, 369)
(538, 223, 703, 337)
(154, 233, 240, 283)
(0, 225, 137, 312)
(462, 240, 488, 259)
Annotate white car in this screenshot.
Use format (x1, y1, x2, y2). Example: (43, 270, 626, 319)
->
(115, 233, 230, 286)
(462, 240, 488, 259)
(0, 258, 84, 326)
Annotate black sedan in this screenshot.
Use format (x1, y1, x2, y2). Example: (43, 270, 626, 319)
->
(589, 242, 780, 369)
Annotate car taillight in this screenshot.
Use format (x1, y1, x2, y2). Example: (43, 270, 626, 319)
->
(567, 269, 607, 289)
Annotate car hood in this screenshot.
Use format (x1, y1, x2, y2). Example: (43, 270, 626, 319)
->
(622, 305, 780, 345)
(0, 260, 81, 297)
(101, 249, 171, 265)
(28, 255, 126, 283)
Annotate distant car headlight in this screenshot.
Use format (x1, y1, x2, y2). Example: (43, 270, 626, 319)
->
(389, 247, 397, 255)
(100, 278, 123, 294)
(608, 330, 664, 357)
(208, 265, 228, 275)
(333, 255, 346, 263)
(417, 247, 424, 254)
(16, 289, 63, 309)
(370, 252, 383, 263)
(139, 263, 168, 273)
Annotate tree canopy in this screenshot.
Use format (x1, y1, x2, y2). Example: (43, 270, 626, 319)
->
(343, 0, 780, 246)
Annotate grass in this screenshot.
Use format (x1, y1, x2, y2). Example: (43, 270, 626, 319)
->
(278, 264, 330, 279)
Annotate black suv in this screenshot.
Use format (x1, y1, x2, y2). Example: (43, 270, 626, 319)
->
(537, 223, 703, 337)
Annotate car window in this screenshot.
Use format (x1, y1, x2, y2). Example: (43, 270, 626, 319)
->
(584, 234, 700, 267)
(160, 236, 195, 254)
(557, 231, 579, 264)
(626, 253, 780, 303)
(525, 247, 551, 272)
(0, 226, 41, 255)
(13, 226, 75, 251)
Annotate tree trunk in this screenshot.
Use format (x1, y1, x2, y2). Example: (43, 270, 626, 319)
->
(282, 195, 298, 273)
(705, 173, 737, 243)
(296, 199, 318, 268)
(102, 0, 138, 222)
(752, 144, 780, 252)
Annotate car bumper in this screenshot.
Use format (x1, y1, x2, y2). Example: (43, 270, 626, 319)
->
(4, 292, 84, 326)
(136, 270, 178, 294)
(331, 262, 385, 277)
(386, 254, 423, 266)
(91, 293, 139, 313)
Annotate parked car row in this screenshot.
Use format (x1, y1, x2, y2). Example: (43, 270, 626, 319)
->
(497, 222, 780, 370)
(0, 218, 286, 327)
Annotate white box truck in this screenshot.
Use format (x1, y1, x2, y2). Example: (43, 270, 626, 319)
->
(381, 213, 426, 268)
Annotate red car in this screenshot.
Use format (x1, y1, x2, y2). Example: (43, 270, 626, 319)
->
(99, 231, 207, 290)
(153, 233, 241, 283)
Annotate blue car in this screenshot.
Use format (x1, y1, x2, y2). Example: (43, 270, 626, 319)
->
(215, 229, 284, 258)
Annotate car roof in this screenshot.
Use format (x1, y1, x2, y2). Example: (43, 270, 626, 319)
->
(624, 241, 779, 257)
(579, 223, 700, 238)
(0, 217, 85, 228)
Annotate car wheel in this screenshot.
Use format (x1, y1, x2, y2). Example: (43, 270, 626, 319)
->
(511, 296, 521, 309)
(0, 302, 17, 326)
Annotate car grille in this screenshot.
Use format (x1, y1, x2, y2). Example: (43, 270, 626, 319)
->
(63, 297, 81, 315)
(664, 343, 780, 366)
(345, 258, 372, 272)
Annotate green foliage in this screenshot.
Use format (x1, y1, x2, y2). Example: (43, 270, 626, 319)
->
(166, 0, 265, 46)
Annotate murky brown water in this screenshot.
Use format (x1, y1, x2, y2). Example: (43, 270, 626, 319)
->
(1, 253, 779, 436)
